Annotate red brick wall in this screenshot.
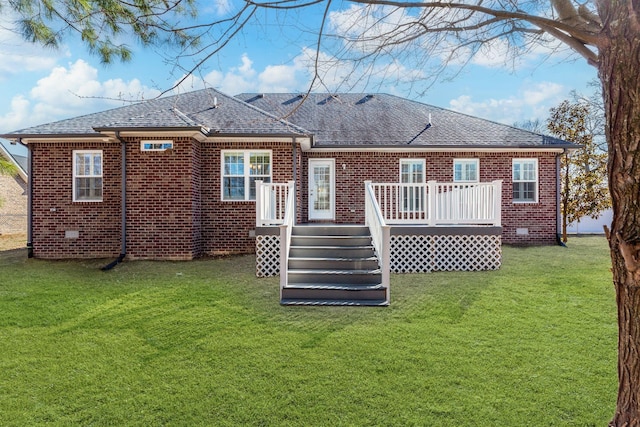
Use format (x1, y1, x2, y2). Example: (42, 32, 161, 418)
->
(29, 139, 558, 260)
(303, 151, 559, 245)
(125, 137, 199, 260)
(30, 142, 122, 258)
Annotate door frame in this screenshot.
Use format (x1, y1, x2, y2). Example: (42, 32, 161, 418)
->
(308, 158, 336, 221)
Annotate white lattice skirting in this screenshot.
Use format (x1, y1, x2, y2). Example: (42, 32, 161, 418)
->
(256, 232, 501, 277)
(256, 235, 280, 277)
(390, 234, 502, 273)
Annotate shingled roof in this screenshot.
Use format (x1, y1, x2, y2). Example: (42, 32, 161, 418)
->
(236, 92, 573, 149)
(2, 89, 573, 150)
(1, 88, 306, 139)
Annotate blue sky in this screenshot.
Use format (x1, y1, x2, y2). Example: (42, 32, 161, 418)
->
(0, 2, 599, 157)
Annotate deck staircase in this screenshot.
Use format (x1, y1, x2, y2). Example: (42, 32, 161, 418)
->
(281, 225, 389, 306)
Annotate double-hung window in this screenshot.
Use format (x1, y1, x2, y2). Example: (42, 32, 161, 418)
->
(73, 150, 103, 202)
(400, 159, 425, 212)
(512, 158, 538, 202)
(222, 150, 271, 201)
(453, 158, 479, 182)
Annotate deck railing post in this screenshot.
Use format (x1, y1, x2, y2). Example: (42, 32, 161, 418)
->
(493, 180, 503, 226)
(279, 223, 288, 294)
(382, 225, 391, 302)
(365, 181, 391, 304)
(255, 180, 263, 227)
(364, 181, 372, 225)
(279, 181, 296, 299)
(427, 180, 437, 226)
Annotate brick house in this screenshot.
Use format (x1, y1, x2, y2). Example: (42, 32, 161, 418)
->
(1, 89, 576, 305)
(0, 143, 28, 235)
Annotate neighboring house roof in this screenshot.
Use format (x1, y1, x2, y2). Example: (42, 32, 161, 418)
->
(0, 141, 27, 181)
(12, 154, 27, 172)
(0, 88, 307, 139)
(236, 93, 574, 149)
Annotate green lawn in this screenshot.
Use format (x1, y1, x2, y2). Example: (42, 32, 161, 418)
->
(0, 237, 616, 426)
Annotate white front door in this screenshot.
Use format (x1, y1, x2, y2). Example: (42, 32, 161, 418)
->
(309, 159, 335, 220)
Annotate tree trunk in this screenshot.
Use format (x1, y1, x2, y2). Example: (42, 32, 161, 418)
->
(598, 1, 640, 425)
(563, 153, 569, 243)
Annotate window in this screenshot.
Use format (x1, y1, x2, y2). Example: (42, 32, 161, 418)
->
(512, 159, 538, 202)
(73, 150, 103, 202)
(400, 159, 425, 211)
(453, 158, 479, 182)
(222, 150, 271, 201)
(141, 140, 173, 151)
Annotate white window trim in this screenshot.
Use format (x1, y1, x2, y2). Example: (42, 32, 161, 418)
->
(399, 159, 426, 183)
(72, 150, 103, 202)
(141, 140, 173, 151)
(512, 158, 539, 203)
(221, 149, 272, 201)
(453, 158, 479, 182)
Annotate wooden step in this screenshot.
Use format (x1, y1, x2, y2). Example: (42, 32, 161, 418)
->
(289, 246, 375, 258)
(292, 225, 370, 236)
(290, 235, 373, 247)
(280, 298, 389, 307)
(288, 256, 379, 270)
(281, 283, 387, 301)
(287, 269, 382, 285)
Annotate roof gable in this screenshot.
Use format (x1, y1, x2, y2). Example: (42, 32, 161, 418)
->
(1, 89, 305, 139)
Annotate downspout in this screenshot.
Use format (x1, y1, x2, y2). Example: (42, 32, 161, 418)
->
(102, 132, 127, 270)
(17, 138, 33, 258)
(556, 149, 567, 247)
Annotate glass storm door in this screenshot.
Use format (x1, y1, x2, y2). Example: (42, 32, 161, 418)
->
(309, 159, 335, 220)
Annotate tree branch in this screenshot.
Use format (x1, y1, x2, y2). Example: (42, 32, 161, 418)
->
(345, 0, 602, 46)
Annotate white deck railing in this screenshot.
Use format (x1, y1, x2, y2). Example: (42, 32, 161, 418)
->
(369, 180, 502, 226)
(256, 181, 293, 227)
(277, 182, 296, 295)
(364, 181, 391, 303)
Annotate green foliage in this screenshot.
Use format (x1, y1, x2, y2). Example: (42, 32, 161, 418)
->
(0, 157, 17, 176)
(0, 238, 617, 425)
(547, 99, 610, 241)
(1, 0, 198, 64)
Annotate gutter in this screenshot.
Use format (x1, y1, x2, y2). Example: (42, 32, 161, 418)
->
(102, 132, 127, 270)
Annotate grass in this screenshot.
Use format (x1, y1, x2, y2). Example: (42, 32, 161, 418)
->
(0, 236, 617, 426)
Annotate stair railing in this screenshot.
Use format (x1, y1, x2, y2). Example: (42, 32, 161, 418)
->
(279, 181, 296, 297)
(365, 181, 391, 303)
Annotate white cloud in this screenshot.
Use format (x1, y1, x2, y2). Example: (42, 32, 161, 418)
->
(0, 59, 161, 132)
(258, 64, 300, 92)
(448, 81, 566, 125)
(0, 96, 31, 132)
(173, 53, 312, 95)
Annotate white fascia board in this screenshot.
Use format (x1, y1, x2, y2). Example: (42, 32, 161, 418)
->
(205, 136, 311, 146)
(306, 146, 568, 154)
(14, 136, 114, 144)
(99, 130, 209, 142)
